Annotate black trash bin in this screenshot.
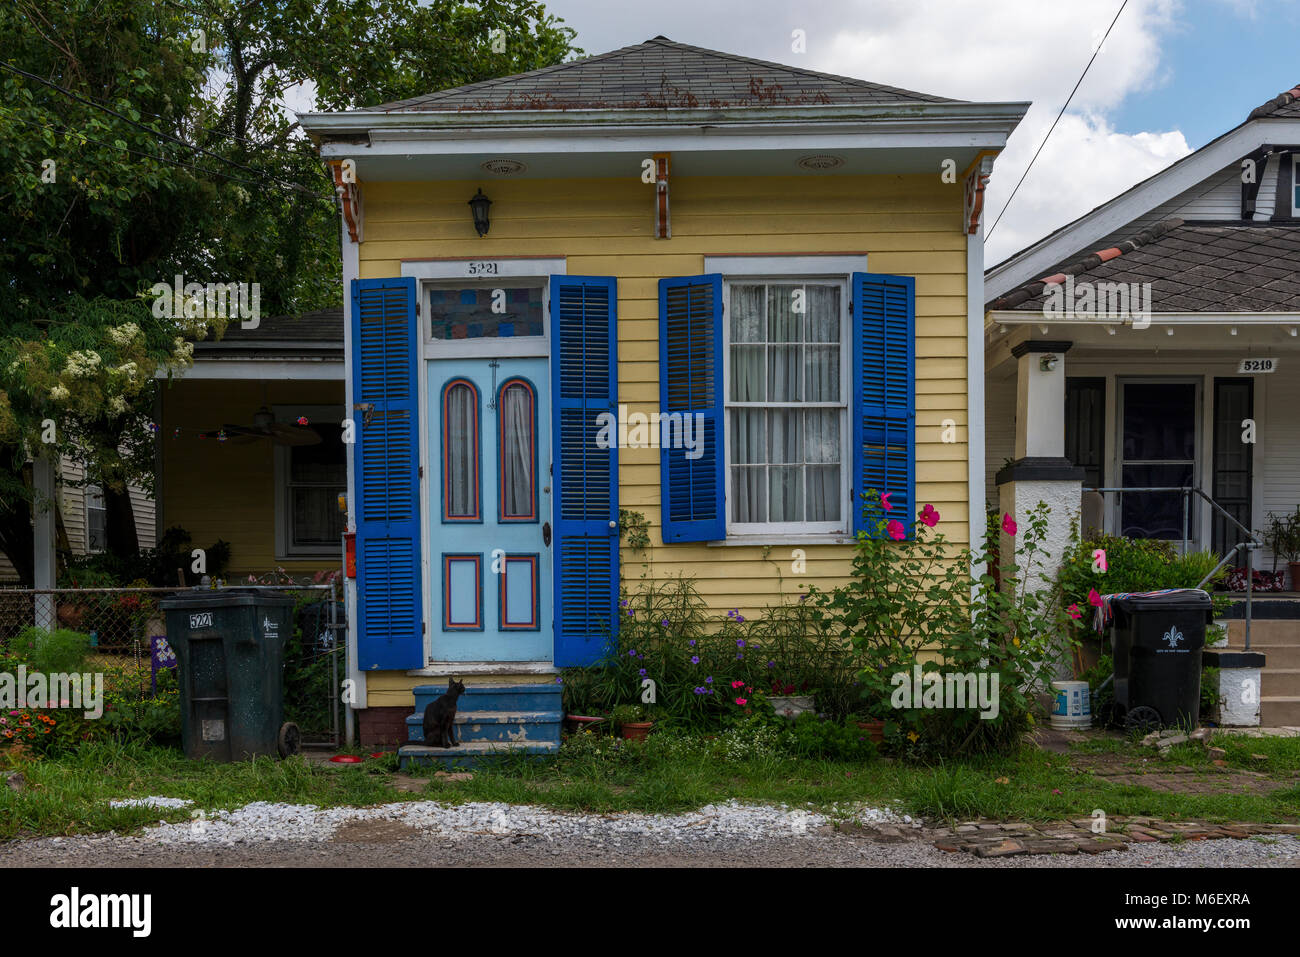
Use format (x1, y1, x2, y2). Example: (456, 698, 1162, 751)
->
(159, 588, 301, 761)
(1108, 588, 1213, 731)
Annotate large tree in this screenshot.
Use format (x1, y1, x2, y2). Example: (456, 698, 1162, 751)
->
(0, 0, 579, 583)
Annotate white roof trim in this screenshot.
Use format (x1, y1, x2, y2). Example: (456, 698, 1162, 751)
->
(985, 117, 1300, 302)
(987, 310, 1300, 325)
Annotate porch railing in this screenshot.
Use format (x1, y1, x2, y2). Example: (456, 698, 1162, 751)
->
(1084, 485, 1260, 650)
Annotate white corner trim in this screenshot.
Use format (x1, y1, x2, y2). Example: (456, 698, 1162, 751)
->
(703, 254, 868, 276)
(341, 222, 365, 714)
(967, 227, 986, 561)
(400, 257, 566, 280)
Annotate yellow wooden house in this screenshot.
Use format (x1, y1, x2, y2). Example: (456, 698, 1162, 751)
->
(297, 37, 1026, 751)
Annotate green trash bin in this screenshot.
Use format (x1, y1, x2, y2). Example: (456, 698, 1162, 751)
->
(160, 588, 301, 761)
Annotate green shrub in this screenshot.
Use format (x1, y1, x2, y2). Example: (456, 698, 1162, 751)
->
(787, 712, 876, 760)
(9, 627, 92, 673)
(1057, 534, 1229, 619)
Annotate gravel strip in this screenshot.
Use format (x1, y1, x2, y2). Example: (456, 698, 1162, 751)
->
(1, 798, 1296, 867)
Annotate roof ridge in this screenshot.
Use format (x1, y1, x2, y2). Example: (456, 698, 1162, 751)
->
(1247, 83, 1300, 120)
(988, 217, 1185, 310)
(367, 39, 659, 111)
(366, 35, 956, 112)
(646, 37, 957, 101)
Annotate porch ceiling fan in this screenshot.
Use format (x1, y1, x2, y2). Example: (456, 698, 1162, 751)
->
(200, 405, 321, 446)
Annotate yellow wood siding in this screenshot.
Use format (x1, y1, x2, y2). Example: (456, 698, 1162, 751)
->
(160, 379, 345, 576)
(360, 173, 970, 623)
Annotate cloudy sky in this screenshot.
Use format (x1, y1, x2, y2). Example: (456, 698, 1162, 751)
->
(537, 0, 1299, 264)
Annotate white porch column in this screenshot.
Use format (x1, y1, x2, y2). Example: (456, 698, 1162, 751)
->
(32, 453, 57, 630)
(997, 341, 1083, 672)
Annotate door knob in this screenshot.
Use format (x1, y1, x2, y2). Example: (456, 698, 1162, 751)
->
(543, 522, 551, 546)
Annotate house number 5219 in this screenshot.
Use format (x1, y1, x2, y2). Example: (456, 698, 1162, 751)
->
(466, 261, 499, 275)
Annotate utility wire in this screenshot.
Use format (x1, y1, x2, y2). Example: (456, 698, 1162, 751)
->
(0, 61, 320, 197)
(987, 0, 1130, 240)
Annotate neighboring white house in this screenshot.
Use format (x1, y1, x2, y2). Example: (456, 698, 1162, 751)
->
(985, 83, 1300, 571)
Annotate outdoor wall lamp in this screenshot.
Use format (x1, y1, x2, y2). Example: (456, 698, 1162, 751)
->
(1039, 354, 1058, 372)
(468, 188, 492, 237)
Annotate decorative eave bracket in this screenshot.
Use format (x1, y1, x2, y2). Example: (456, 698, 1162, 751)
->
(963, 151, 998, 236)
(329, 159, 363, 244)
(653, 153, 670, 239)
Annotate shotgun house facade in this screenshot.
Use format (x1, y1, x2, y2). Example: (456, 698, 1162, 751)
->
(299, 37, 1027, 751)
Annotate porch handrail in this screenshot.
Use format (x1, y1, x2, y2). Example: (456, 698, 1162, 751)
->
(1082, 485, 1261, 650)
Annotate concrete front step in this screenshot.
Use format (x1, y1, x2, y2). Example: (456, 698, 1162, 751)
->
(1262, 697, 1300, 726)
(1261, 668, 1300, 696)
(1225, 620, 1300, 644)
(398, 740, 558, 769)
(1225, 642, 1300, 667)
(403, 709, 562, 745)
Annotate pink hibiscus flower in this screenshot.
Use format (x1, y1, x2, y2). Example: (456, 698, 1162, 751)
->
(1088, 588, 1103, 608)
(919, 504, 940, 527)
(880, 491, 892, 511)
(886, 519, 905, 541)
(1067, 603, 1082, 620)
(1001, 513, 1017, 536)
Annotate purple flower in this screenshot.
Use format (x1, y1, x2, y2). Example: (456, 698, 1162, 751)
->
(555, 677, 563, 684)
(727, 609, 736, 618)
(736, 615, 745, 624)
(691, 656, 699, 664)
(767, 660, 776, 668)
(736, 639, 745, 648)
(705, 676, 713, 684)
(638, 668, 647, 677)
(736, 653, 744, 660)
(620, 599, 628, 607)
(626, 609, 634, 618)
(628, 649, 637, 657)
(660, 619, 669, 627)
(688, 639, 696, 647)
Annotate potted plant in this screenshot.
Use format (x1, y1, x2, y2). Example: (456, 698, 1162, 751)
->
(611, 704, 653, 741)
(766, 676, 815, 719)
(1261, 508, 1300, 590)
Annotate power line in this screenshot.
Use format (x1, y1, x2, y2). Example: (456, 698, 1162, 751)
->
(0, 61, 319, 197)
(987, 0, 1130, 240)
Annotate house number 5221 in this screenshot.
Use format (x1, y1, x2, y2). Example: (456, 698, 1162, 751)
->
(466, 261, 499, 275)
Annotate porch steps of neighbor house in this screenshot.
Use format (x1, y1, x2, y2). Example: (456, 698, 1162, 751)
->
(398, 683, 561, 769)
(1223, 599, 1300, 726)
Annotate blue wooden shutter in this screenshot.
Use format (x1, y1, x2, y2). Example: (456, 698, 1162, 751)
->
(351, 277, 423, 670)
(659, 275, 724, 542)
(852, 272, 916, 538)
(551, 276, 619, 667)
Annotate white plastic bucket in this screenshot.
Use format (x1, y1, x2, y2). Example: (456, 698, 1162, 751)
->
(1050, 680, 1092, 730)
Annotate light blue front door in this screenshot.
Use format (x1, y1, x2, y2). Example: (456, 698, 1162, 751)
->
(428, 357, 552, 662)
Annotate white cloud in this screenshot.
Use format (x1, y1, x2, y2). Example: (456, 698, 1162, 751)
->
(550, 0, 1199, 263)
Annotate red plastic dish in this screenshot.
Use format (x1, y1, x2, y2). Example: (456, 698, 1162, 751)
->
(330, 755, 363, 764)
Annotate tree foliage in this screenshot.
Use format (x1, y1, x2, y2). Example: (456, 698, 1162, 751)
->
(0, 0, 579, 580)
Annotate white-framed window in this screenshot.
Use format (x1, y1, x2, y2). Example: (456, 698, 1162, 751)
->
(722, 277, 851, 537)
(1293, 154, 1299, 217)
(273, 404, 347, 558)
(85, 484, 106, 553)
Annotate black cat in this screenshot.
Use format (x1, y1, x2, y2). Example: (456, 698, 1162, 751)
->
(420, 678, 466, 748)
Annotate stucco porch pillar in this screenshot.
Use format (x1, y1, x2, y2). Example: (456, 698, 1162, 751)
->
(996, 341, 1083, 635)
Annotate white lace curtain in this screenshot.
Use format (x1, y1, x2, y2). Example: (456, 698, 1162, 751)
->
(500, 383, 534, 517)
(729, 283, 842, 524)
(445, 384, 477, 516)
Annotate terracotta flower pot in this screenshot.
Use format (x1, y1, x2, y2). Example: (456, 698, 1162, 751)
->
(856, 720, 885, 744)
(619, 721, 653, 741)
(565, 714, 606, 734)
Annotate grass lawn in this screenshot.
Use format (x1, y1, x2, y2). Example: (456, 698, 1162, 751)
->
(2, 730, 1298, 841)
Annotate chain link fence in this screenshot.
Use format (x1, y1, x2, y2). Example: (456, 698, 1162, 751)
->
(0, 583, 343, 747)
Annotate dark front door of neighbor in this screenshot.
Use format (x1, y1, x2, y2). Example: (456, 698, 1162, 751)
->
(1119, 380, 1198, 543)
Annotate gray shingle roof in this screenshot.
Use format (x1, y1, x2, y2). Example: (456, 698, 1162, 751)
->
(988, 220, 1300, 313)
(1248, 84, 1300, 119)
(194, 307, 343, 353)
(363, 36, 959, 113)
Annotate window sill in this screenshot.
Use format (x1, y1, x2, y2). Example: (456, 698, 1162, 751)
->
(706, 534, 854, 547)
